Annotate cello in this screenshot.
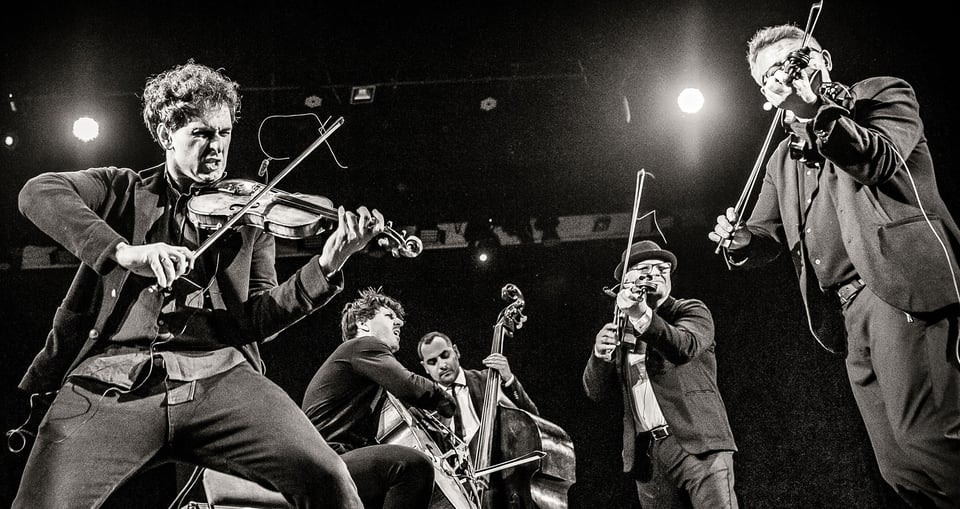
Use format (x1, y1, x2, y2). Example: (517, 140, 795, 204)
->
(377, 391, 481, 509)
(473, 284, 577, 509)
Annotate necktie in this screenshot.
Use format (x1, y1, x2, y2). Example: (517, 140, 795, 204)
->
(450, 384, 465, 440)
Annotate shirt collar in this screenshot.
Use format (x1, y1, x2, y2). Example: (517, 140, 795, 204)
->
(452, 368, 467, 388)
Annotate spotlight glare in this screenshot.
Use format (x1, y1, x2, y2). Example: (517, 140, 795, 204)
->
(677, 88, 705, 114)
(2, 132, 16, 150)
(73, 117, 100, 142)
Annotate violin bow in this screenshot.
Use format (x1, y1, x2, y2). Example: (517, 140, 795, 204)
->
(612, 169, 649, 348)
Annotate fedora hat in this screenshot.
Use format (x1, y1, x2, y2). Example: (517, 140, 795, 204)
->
(613, 240, 677, 280)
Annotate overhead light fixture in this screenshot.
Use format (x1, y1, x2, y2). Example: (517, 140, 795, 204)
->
(304, 95, 322, 108)
(480, 97, 497, 111)
(350, 86, 376, 104)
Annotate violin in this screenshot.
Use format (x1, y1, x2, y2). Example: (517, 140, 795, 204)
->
(176, 117, 421, 262)
(186, 178, 423, 258)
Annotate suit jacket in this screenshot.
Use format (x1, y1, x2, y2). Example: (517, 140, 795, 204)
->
(583, 296, 736, 474)
(302, 336, 455, 452)
(16, 166, 341, 394)
(728, 76, 960, 352)
(461, 368, 539, 417)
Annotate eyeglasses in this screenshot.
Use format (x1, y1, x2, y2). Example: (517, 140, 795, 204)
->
(626, 262, 672, 277)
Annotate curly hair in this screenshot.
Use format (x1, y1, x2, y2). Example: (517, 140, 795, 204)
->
(340, 287, 405, 341)
(141, 60, 241, 145)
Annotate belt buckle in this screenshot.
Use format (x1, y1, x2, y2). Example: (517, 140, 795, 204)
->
(837, 278, 865, 305)
(650, 425, 670, 440)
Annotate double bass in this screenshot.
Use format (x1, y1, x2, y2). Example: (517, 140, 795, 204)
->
(473, 284, 577, 509)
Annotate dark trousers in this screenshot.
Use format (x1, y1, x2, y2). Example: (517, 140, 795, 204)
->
(844, 287, 960, 508)
(634, 434, 738, 509)
(12, 362, 363, 509)
(342, 444, 435, 509)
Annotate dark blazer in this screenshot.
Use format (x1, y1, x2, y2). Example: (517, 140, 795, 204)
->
(728, 76, 960, 352)
(583, 296, 737, 474)
(16, 166, 341, 394)
(302, 336, 455, 452)
(461, 368, 539, 417)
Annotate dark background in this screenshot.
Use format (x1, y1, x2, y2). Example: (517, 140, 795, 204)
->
(1, 1, 955, 508)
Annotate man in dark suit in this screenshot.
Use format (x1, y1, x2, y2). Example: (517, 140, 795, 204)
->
(418, 331, 539, 440)
(302, 288, 457, 509)
(417, 330, 542, 508)
(584, 240, 738, 509)
(710, 23, 960, 508)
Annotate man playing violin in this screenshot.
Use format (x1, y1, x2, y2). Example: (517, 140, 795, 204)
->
(584, 240, 738, 509)
(12, 61, 381, 508)
(302, 287, 457, 509)
(709, 24, 960, 508)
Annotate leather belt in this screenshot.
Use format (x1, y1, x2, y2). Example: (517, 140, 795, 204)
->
(646, 424, 671, 441)
(836, 278, 866, 305)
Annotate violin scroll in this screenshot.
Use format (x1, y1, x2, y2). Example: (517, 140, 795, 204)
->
(780, 47, 813, 85)
(376, 222, 423, 258)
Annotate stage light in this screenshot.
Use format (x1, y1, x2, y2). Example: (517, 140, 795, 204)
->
(677, 87, 704, 114)
(2, 131, 17, 150)
(350, 86, 376, 104)
(464, 219, 500, 264)
(480, 97, 497, 111)
(72, 116, 100, 142)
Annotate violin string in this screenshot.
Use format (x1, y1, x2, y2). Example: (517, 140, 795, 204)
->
(256, 113, 349, 179)
(636, 209, 668, 246)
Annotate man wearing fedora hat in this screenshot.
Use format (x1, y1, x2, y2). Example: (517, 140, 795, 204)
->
(583, 240, 739, 508)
